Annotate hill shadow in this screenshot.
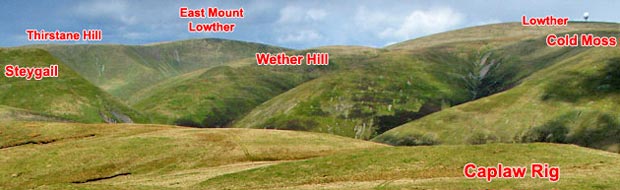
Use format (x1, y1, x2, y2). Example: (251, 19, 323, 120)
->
(542, 57, 620, 102)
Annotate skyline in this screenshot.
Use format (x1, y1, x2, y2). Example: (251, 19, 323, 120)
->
(1, 0, 618, 49)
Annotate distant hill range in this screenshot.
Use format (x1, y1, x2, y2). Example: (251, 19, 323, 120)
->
(2, 22, 619, 152)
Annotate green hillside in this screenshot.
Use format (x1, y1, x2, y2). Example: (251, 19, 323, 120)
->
(129, 47, 363, 127)
(1, 22, 620, 190)
(0, 121, 384, 189)
(40, 38, 289, 100)
(374, 46, 620, 152)
(235, 23, 616, 140)
(0, 48, 145, 123)
(0, 105, 66, 122)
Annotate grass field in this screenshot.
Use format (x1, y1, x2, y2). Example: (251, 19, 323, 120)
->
(0, 122, 384, 189)
(198, 143, 620, 190)
(2, 122, 619, 189)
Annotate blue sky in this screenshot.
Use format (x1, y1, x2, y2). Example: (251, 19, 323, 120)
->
(1, 0, 618, 49)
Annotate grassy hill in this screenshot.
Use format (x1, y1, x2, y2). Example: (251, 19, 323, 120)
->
(39, 39, 289, 100)
(1, 22, 620, 190)
(374, 46, 620, 152)
(2, 122, 618, 189)
(374, 23, 620, 152)
(234, 23, 617, 140)
(198, 143, 620, 190)
(129, 46, 374, 127)
(234, 48, 470, 139)
(386, 22, 620, 50)
(0, 121, 384, 189)
(0, 48, 145, 123)
(129, 51, 335, 127)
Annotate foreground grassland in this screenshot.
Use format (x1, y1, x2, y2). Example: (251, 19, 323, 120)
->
(0, 122, 383, 189)
(198, 143, 620, 190)
(2, 122, 618, 190)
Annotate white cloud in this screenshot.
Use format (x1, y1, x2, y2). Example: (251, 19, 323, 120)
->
(355, 7, 396, 30)
(277, 6, 327, 23)
(306, 9, 327, 20)
(379, 7, 463, 40)
(277, 30, 322, 43)
(75, 0, 137, 25)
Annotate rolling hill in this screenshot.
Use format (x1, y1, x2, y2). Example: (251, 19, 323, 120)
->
(2, 122, 619, 189)
(235, 22, 619, 141)
(198, 143, 620, 190)
(129, 46, 375, 127)
(374, 45, 620, 152)
(0, 121, 384, 189)
(1, 22, 620, 190)
(0, 48, 145, 123)
(128, 58, 327, 127)
(39, 38, 289, 100)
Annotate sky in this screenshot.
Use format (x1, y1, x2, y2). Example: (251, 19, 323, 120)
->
(1, 0, 618, 49)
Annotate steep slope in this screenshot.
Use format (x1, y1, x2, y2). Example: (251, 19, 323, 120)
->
(235, 48, 469, 139)
(0, 121, 385, 189)
(375, 39, 620, 152)
(198, 143, 620, 190)
(235, 23, 606, 140)
(0, 48, 145, 123)
(129, 47, 365, 127)
(0, 105, 67, 122)
(40, 38, 289, 100)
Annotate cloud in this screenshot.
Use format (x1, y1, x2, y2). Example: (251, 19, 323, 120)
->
(75, 0, 137, 25)
(379, 7, 463, 40)
(277, 5, 327, 23)
(277, 30, 322, 43)
(306, 9, 327, 20)
(355, 7, 396, 30)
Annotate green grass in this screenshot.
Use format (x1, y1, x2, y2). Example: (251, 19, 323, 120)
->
(3, 122, 618, 189)
(197, 143, 620, 190)
(130, 57, 329, 127)
(39, 38, 289, 100)
(0, 121, 385, 189)
(234, 49, 472, 139)
(0, 48, 146, 123)
(0, 105, 66, 122)
(235, 25, 619, 140)
(2, 22, 620, 189)
(375, 46, 620, 152)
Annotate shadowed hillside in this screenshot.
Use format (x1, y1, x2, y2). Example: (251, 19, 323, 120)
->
(235, 23, 617, 141)
(39, 39, 289, 100)
(0, 48, 145, 123)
